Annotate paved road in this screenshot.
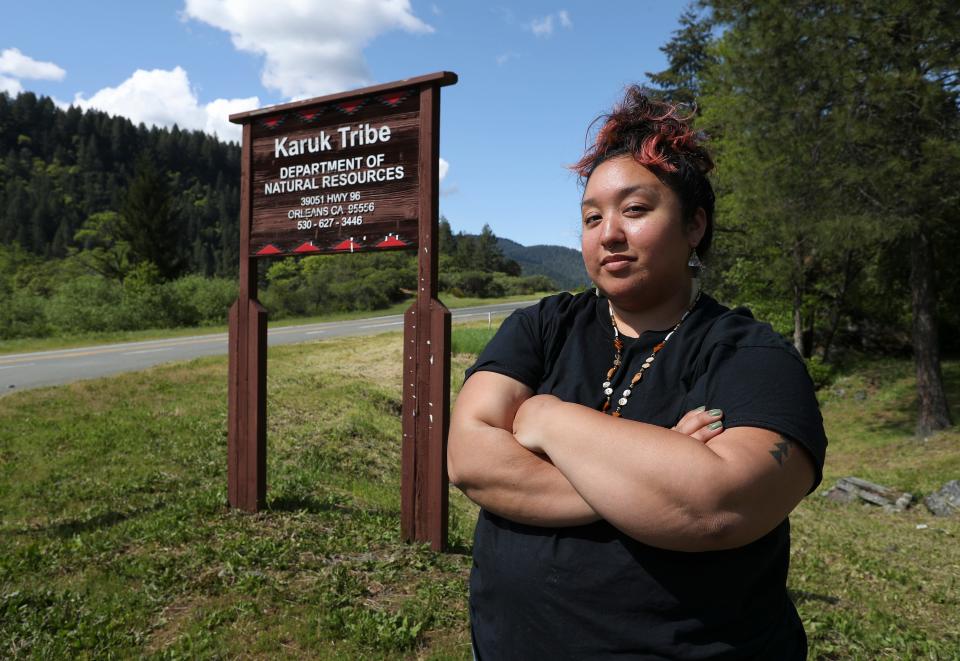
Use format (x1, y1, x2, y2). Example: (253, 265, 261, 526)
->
(0, 300, 535, 394)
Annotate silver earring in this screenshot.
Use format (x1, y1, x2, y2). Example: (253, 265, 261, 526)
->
(688, 249, 703, 271)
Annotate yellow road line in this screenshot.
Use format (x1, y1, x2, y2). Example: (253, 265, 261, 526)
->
(0, 335, 229, 366)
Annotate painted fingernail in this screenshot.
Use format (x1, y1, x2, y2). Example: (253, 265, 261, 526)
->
(708, 409, 722, 417)
(693, 405, 706, 413)
(708, 420, 723, 430)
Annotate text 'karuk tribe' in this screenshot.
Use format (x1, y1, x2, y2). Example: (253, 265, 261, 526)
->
(274, 123, 392, 158)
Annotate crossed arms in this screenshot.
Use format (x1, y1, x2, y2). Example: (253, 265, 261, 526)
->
(447, 371, 815, 552)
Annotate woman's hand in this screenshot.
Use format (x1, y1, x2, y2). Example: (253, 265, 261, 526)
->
(513, 394, 562, 455)
(671, 406, 724, 443)
(515, 400, 724, 454)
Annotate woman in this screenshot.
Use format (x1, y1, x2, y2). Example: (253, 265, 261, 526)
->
(448, 87, 828, 660)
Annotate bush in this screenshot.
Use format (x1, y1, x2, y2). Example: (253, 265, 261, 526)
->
(166, 275, 237, 326)
(45, 275, 124, 334)
(0, 290, 50, 338)
(441, 271, 503, 298)
(805, 355, 835, 390)
(492, 274, 556, 295)
(43, 264, 228, 334)
(114, 263, 178, 330)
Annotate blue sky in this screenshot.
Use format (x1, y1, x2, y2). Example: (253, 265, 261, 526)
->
(1, 1, 691, 250)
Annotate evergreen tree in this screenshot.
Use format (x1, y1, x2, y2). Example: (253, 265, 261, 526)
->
(647, 7, 716, 107)
(119, 158, 184, 280)
(438, 216, 455, 255)
(0, 92, 241, 277)
(698, 0, 957, 434)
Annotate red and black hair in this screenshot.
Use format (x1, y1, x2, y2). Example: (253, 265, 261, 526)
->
(572, 86, 716, 260)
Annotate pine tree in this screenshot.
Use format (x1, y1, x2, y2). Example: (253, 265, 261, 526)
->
(119, 157, 184, 280)
(647, 7, 716, 107)
(701, 0, 957, 434)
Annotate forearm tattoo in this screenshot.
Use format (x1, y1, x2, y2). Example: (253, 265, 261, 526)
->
(769, 436, 795, 467)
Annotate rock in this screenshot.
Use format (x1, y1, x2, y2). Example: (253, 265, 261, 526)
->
(924, 480, 960, 517)
(822, 476, 914, 512)
(823, 487, 856, 504)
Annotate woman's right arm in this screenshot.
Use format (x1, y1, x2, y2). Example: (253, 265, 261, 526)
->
(447, 371, 601, 527)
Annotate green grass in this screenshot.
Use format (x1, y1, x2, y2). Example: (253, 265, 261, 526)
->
(1, 329, 958, 658)
(0, 291, 550, 356)
(450, 327, 499, 355)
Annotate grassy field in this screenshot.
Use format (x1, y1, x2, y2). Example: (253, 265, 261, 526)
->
(0, 291, 548, 356)
(1, 324, 958, 659)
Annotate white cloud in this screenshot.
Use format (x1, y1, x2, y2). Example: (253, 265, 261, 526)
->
(183, 0, 433, 100)
(528, 10, 572, 37)
(530, 15, 554, 37)
(203, 96, 261, 142)
(0, 75, 23, 96)
(73, 66, 258, 143)
(0, 48, 66, 81)
(439, 157, 449, 181)
(496, 52, 518, 66)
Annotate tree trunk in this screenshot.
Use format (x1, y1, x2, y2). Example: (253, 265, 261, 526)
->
(792, 242, 805, 356)
(910, 224, 952, 437)
(793, 283, 804, 356)
(822, 250, 856, 364)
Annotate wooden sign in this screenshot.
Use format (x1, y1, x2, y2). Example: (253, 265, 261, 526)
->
(247, 89, 421, 256)
(227, 71, 457, 552)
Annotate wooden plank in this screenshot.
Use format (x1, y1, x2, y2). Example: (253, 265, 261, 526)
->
(428, 300, 451, 551)
(229, 121, 267, 512)
(400, 304, 418, 541)
(410, 82, 447, 548)
(227, 300, 240, 507)
(238, 123, 256, 300)
(243, 299, 268, 511)
(229, 72, 457, 123)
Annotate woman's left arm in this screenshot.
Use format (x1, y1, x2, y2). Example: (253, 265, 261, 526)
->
(513, 395, 816, 552)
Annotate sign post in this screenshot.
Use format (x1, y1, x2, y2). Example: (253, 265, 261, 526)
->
(227, 72, 457, 550)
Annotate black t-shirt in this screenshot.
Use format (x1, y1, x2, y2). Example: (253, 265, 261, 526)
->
(464, 291, 828, 660)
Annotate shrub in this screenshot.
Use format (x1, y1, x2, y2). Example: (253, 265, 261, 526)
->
(114, 262, 177, 330)
(442, 271, 503, 298)
(805, 355, 835, 390)
(166, 275, 237, 326)
(45, 275, 124, 334)
(491, 274, 556, 295)
(0, 290, 50, 338)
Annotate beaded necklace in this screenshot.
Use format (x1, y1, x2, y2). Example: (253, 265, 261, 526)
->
(600, 287, 702, 417)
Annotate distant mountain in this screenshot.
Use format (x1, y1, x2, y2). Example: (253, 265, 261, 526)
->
(496, 238, 590, 290)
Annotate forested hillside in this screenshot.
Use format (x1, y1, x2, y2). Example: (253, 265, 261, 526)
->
(0, 94, 560, 340)
(0, 92, 241, 276)
(496, 237, 589, 290)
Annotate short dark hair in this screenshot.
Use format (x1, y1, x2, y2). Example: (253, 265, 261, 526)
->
(571, 86, 716, 260)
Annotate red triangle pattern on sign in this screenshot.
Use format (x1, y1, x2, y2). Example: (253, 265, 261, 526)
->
(376, 234, 407, 248)
(293, 241, 321, 254)
(337, 99, 365, 115)
(255, 244, 282, 256)
(380, 91, 409, 107)
(333, 238, 359, 252)
(298, 110, 322, 122)
(260, 116, 284, 129)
